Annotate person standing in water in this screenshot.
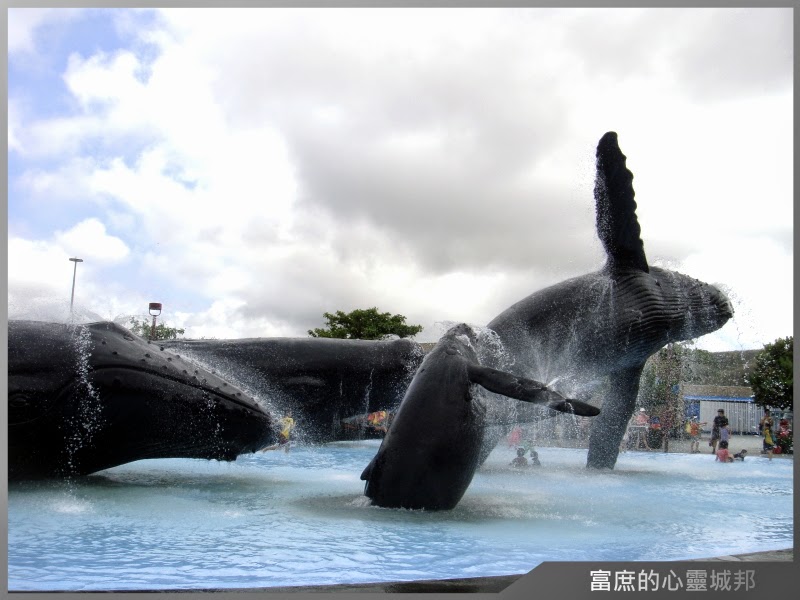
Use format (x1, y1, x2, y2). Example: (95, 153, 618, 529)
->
(759, 407, 774, 457)
(279, 411, 294, 452)
(510, 447, 528, 468)
(710, 409, 728, 454)
(261, 411, 295, 453)
(715, 440, 732, 462)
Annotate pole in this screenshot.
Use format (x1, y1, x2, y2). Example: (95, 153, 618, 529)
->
(148, 303, 162, 341)
(69, 257, 83, 314)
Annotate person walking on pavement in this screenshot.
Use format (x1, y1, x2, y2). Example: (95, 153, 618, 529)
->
(687, 416, 707, 454)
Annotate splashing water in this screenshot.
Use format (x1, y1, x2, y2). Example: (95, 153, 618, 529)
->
(62, 325, 105, 475)
(170, 348, 295, 442)
(360, 368, 375, 439)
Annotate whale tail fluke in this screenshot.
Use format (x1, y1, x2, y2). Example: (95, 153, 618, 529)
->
(595, 131, 649, 273)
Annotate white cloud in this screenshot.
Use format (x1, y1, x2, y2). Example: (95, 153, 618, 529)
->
(7, 7, 793, 352)
(8, 220, 131, 323)
(54, 218, 130, 264)
(7, 8, 85, 55)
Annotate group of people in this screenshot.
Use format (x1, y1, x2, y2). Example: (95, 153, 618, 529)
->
(686, 406, 791, 462)
(624, 407, 657, 450)
(711, 406, 793, 462)
(715, 442, 748, 463)
(758, 407, 793, 457)
(707, 408, 744, 462)
(510, 446, 541, 468)
(507, 427, 543, 468)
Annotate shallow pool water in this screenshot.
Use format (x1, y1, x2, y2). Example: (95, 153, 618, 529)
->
(8, 442, 793, 591)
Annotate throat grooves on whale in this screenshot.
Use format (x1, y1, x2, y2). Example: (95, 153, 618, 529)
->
(609, 272, 669, 360)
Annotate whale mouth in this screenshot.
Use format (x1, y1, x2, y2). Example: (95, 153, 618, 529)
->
(88, 364, 266, 414)
(702, 284, 735, 326)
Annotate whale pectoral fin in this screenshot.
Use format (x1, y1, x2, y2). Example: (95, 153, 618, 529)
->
(595, 132, 649, 273)
(467, 363, 545, 398)
(546, 398, 601, 417)
(360, 455, 377, 481)
(466, 364, 600, 417)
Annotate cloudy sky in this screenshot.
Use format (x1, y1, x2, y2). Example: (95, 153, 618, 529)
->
(6, 7, 793, 350)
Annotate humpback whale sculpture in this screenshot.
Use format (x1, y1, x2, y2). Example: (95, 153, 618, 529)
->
(160, 336, 423, 442)
(8, 133, 731, 481)
(487, 132, 734, 469)
(360, 323, 599, 510)
(8, 320, 275, 480)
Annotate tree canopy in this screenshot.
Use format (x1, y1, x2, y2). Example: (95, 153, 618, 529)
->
(746, 336, 793, 411)
(127, 317, 185, 341)
(308, 307, 423, 340)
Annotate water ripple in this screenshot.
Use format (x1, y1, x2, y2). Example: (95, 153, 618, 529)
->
(9, 445, 793, 591)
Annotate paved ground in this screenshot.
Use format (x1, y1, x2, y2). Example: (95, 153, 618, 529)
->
(657, 432, 792, 458)
(536, 431, 793, 460)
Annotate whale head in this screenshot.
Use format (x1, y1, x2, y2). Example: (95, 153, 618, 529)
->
(8, 320, 275, 479)
(650, 267, 734, 344)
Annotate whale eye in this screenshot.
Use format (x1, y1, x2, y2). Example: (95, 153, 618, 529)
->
(9, 392, 31, 409)
(8, 391, 45, 424)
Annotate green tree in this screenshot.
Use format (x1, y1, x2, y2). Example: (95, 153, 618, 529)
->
(308, 307, 423, 340)
(746, 336, 793, 411)
(638, 342, 694, 450)
(127, 317, 185, 341)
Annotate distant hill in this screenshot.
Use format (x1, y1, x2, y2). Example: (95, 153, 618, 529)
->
(682, 349, 761, 387)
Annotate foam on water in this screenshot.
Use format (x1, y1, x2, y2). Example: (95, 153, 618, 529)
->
(8, 442, 793, 591)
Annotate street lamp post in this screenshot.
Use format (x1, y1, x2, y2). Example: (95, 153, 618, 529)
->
(148, 302, 162, 340)
(69, 257, 84, 315)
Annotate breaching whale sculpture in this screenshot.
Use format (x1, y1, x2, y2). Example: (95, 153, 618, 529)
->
(160, 336, 423, 443)
(8, 320, 275, 480)
(487, 132, 734, 469)
(360, 323, 600, 510)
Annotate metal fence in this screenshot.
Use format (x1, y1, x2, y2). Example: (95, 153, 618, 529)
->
(697, 400, 761, 435)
